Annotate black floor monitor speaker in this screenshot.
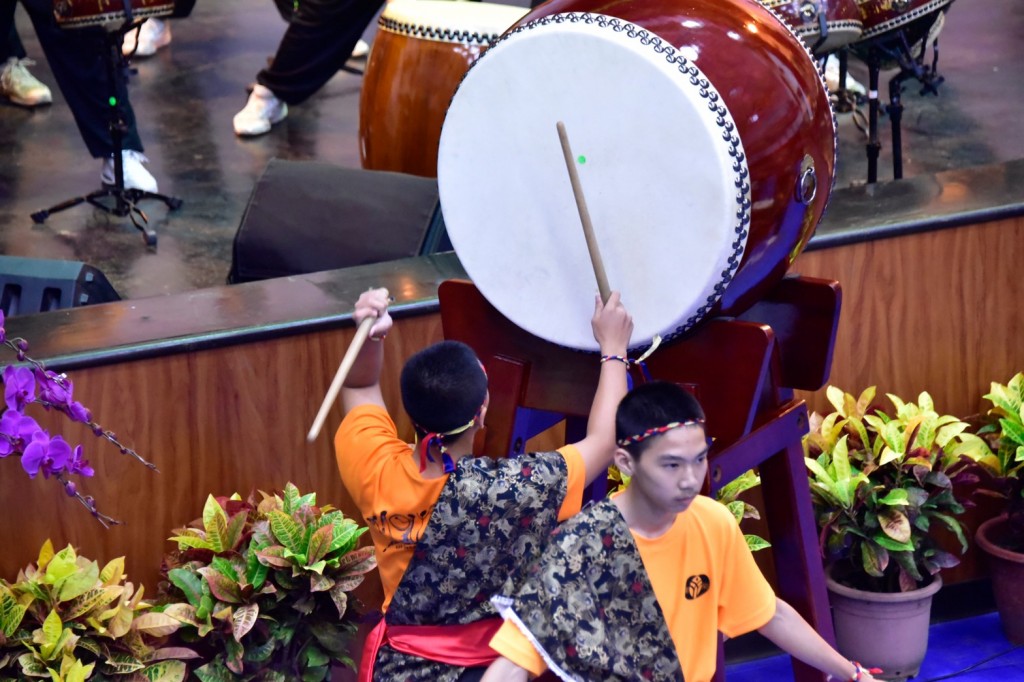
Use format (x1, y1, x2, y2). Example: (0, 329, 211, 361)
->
(228, 159, 451, 284)
(0, 256, 121, 317)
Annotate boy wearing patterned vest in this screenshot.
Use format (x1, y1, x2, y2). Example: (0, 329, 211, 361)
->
(335, 287, 633, 681)
(484, 382, 880, 682)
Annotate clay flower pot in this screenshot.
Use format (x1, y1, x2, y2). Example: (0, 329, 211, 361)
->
(976, 514, 1024, 645)
(826, 570, 942, 681)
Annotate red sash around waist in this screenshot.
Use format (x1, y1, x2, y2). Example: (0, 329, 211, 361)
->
(358, 617, 504, 682)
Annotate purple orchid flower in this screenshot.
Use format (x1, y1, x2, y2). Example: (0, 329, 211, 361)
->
(4, 366, 36, 412)
(67, 444, 95, 477)
(33, 369, 91, 423)
(0, 309, 5, 343)
(21, 432, 72, 479)
(0, 410, 43, 456)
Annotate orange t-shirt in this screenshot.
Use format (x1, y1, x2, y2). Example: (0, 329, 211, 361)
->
(490, 496, 777, 681)
(334, 404, 586, 610)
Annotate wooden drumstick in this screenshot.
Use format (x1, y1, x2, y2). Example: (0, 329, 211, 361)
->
(306, 315, 376, 443)
(557, 121, 611, 304)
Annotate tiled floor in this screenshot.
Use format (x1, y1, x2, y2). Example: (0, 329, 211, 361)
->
(725, 612, 1024, 681)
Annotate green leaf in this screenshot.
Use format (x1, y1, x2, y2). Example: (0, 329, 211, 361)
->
(241, 639, 276, 664)
(328, 522, 364, 556)
(232, 603, 259, 642)
(310, 573, 335, 593)
(63, 587, 118, 620)
(878, 509, 911, 544)
(306, 525, 334, 567)
(222, 511, 249, 552)
(37, 610, 63, 660)
(139, 660, 187, 682)
(131, 612, 183, 637)
(335, 547, 376, 577)
(931, 512, 969, 554)
(211, 557, 240, 583)
(63, 659, 94, 682)
(860, 541, 888, 577)
(98, 557, 125, 587)
(269, 511, 305, 555)
(0, 586, 27, 637)
(878, 489, 909, 506)
(246, 550, 270, 591)
(744, 535, 771, 553)
(306, 560, 327, 575)
(1001, 417, 1024, 448)
(872, 534, 914, 552)
(197, 568, 242, 604)
(283, 483, 302, 514)
(256, 546, 292, 569)
(56, 561, 99, 602)
(36, 540, 56, 572)
(328, 585, 348, 620)
(43, 546, 77, 585)
(202, 495, 230, 553)
(194, 660, 235, 682)
(826, 386, 846, 415)
(168, 535, 214, 551)
(168, 568, 204, 608)
(99, 654, 146, 675)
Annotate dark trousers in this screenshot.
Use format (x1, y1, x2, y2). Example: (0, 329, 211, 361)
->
(257, 0, 384, 106)
(3, 0, 142, 157)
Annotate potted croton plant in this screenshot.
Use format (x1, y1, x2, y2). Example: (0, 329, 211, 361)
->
(155, 483, 376, 681)
(803, 386, 988, 680)
(964, 372, 1024, 644)
(0, 540, 194, 681)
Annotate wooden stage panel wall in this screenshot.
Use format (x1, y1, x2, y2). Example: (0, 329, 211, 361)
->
(0, 215, 1021, 598)
(787, 215, 1024, 585)
(793, 215, 1024, 424)
(0, 313, 444, 606)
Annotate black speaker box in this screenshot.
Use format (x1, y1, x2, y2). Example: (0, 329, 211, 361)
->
(0, 256, 120, 317)
(228, 159, 450, 284)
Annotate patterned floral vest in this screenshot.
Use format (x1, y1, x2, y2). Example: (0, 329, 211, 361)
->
(371, 450, 570, 681)
(492, 498, 684, 682)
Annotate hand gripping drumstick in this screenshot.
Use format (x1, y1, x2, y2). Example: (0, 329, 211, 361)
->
(306, 295, 385, 442)
(557, 121, 611, 304)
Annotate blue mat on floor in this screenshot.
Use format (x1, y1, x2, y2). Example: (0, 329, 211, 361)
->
(724, 612, 1024, 680)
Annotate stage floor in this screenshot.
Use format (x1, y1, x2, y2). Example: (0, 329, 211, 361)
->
(0, 0, 1021, 302)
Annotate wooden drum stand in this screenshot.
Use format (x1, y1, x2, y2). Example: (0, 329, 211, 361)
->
(439, 275, 842, 682)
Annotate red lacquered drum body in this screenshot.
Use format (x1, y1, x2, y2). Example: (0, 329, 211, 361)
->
(53, 0, 175, 27)
(359, 0, 527, 177)
(761, 0, 863, 54)
(856, 0, 952, 41)
(438, 0, 834, 350)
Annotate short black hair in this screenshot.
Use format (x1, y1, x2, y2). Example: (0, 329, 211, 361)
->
(615, 382, 706, 458)
(400, 340, 487, 435)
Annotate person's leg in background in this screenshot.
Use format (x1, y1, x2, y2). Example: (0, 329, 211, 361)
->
(0, 0, 52, 106)
(233, 0, 384, 136)
(21, 0, 157, 191)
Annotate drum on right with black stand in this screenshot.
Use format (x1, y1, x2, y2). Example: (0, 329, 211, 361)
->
(850, 0, 955, 182)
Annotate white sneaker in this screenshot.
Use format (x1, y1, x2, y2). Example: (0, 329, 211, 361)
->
(0, 57, 52, 107)
(101, 150, 159, 193)
(351, 39, 370, 60)
(122, 18, 171, 58)
(823, 55, 866, 96)
(233, 84, 288, 137)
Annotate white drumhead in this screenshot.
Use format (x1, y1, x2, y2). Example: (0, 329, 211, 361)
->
(380, 0, 528, 43)
(438, 13, 751, 351)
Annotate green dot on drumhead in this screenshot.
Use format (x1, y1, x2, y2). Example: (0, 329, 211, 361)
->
(577, 155, 587, 165)
(108, 97, 117, 107)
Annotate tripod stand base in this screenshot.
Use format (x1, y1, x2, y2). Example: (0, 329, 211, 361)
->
(31, 187, 182, 246)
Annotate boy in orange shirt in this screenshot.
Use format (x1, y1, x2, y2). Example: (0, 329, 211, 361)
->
(335, 287, 633, 681)
(484, 382, 880, 682)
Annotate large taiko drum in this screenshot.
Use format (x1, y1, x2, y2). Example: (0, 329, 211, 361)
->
(53, 0, 178, 28)
(761, 0, 863, 54)
(855, 0, 952, 43)
(437, 0, 835, 351)
(359, 0, 527, 178)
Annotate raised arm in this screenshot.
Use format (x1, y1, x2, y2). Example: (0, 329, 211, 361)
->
(340, 288, 393, 415)
(758, 598, 880, 682)
(572, 291, 633, 484)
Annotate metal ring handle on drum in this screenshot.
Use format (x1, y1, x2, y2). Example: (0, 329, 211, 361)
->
(796, 154, 817, 205)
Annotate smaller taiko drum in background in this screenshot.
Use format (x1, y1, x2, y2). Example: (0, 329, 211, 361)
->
(761, 0, 863, 54)
(855, 0, 952, 43)
(53, 0, 176, 28)
(359, 0, 527, 178)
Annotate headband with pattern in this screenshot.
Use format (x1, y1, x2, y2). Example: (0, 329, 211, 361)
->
(617, 419, 705, 448)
